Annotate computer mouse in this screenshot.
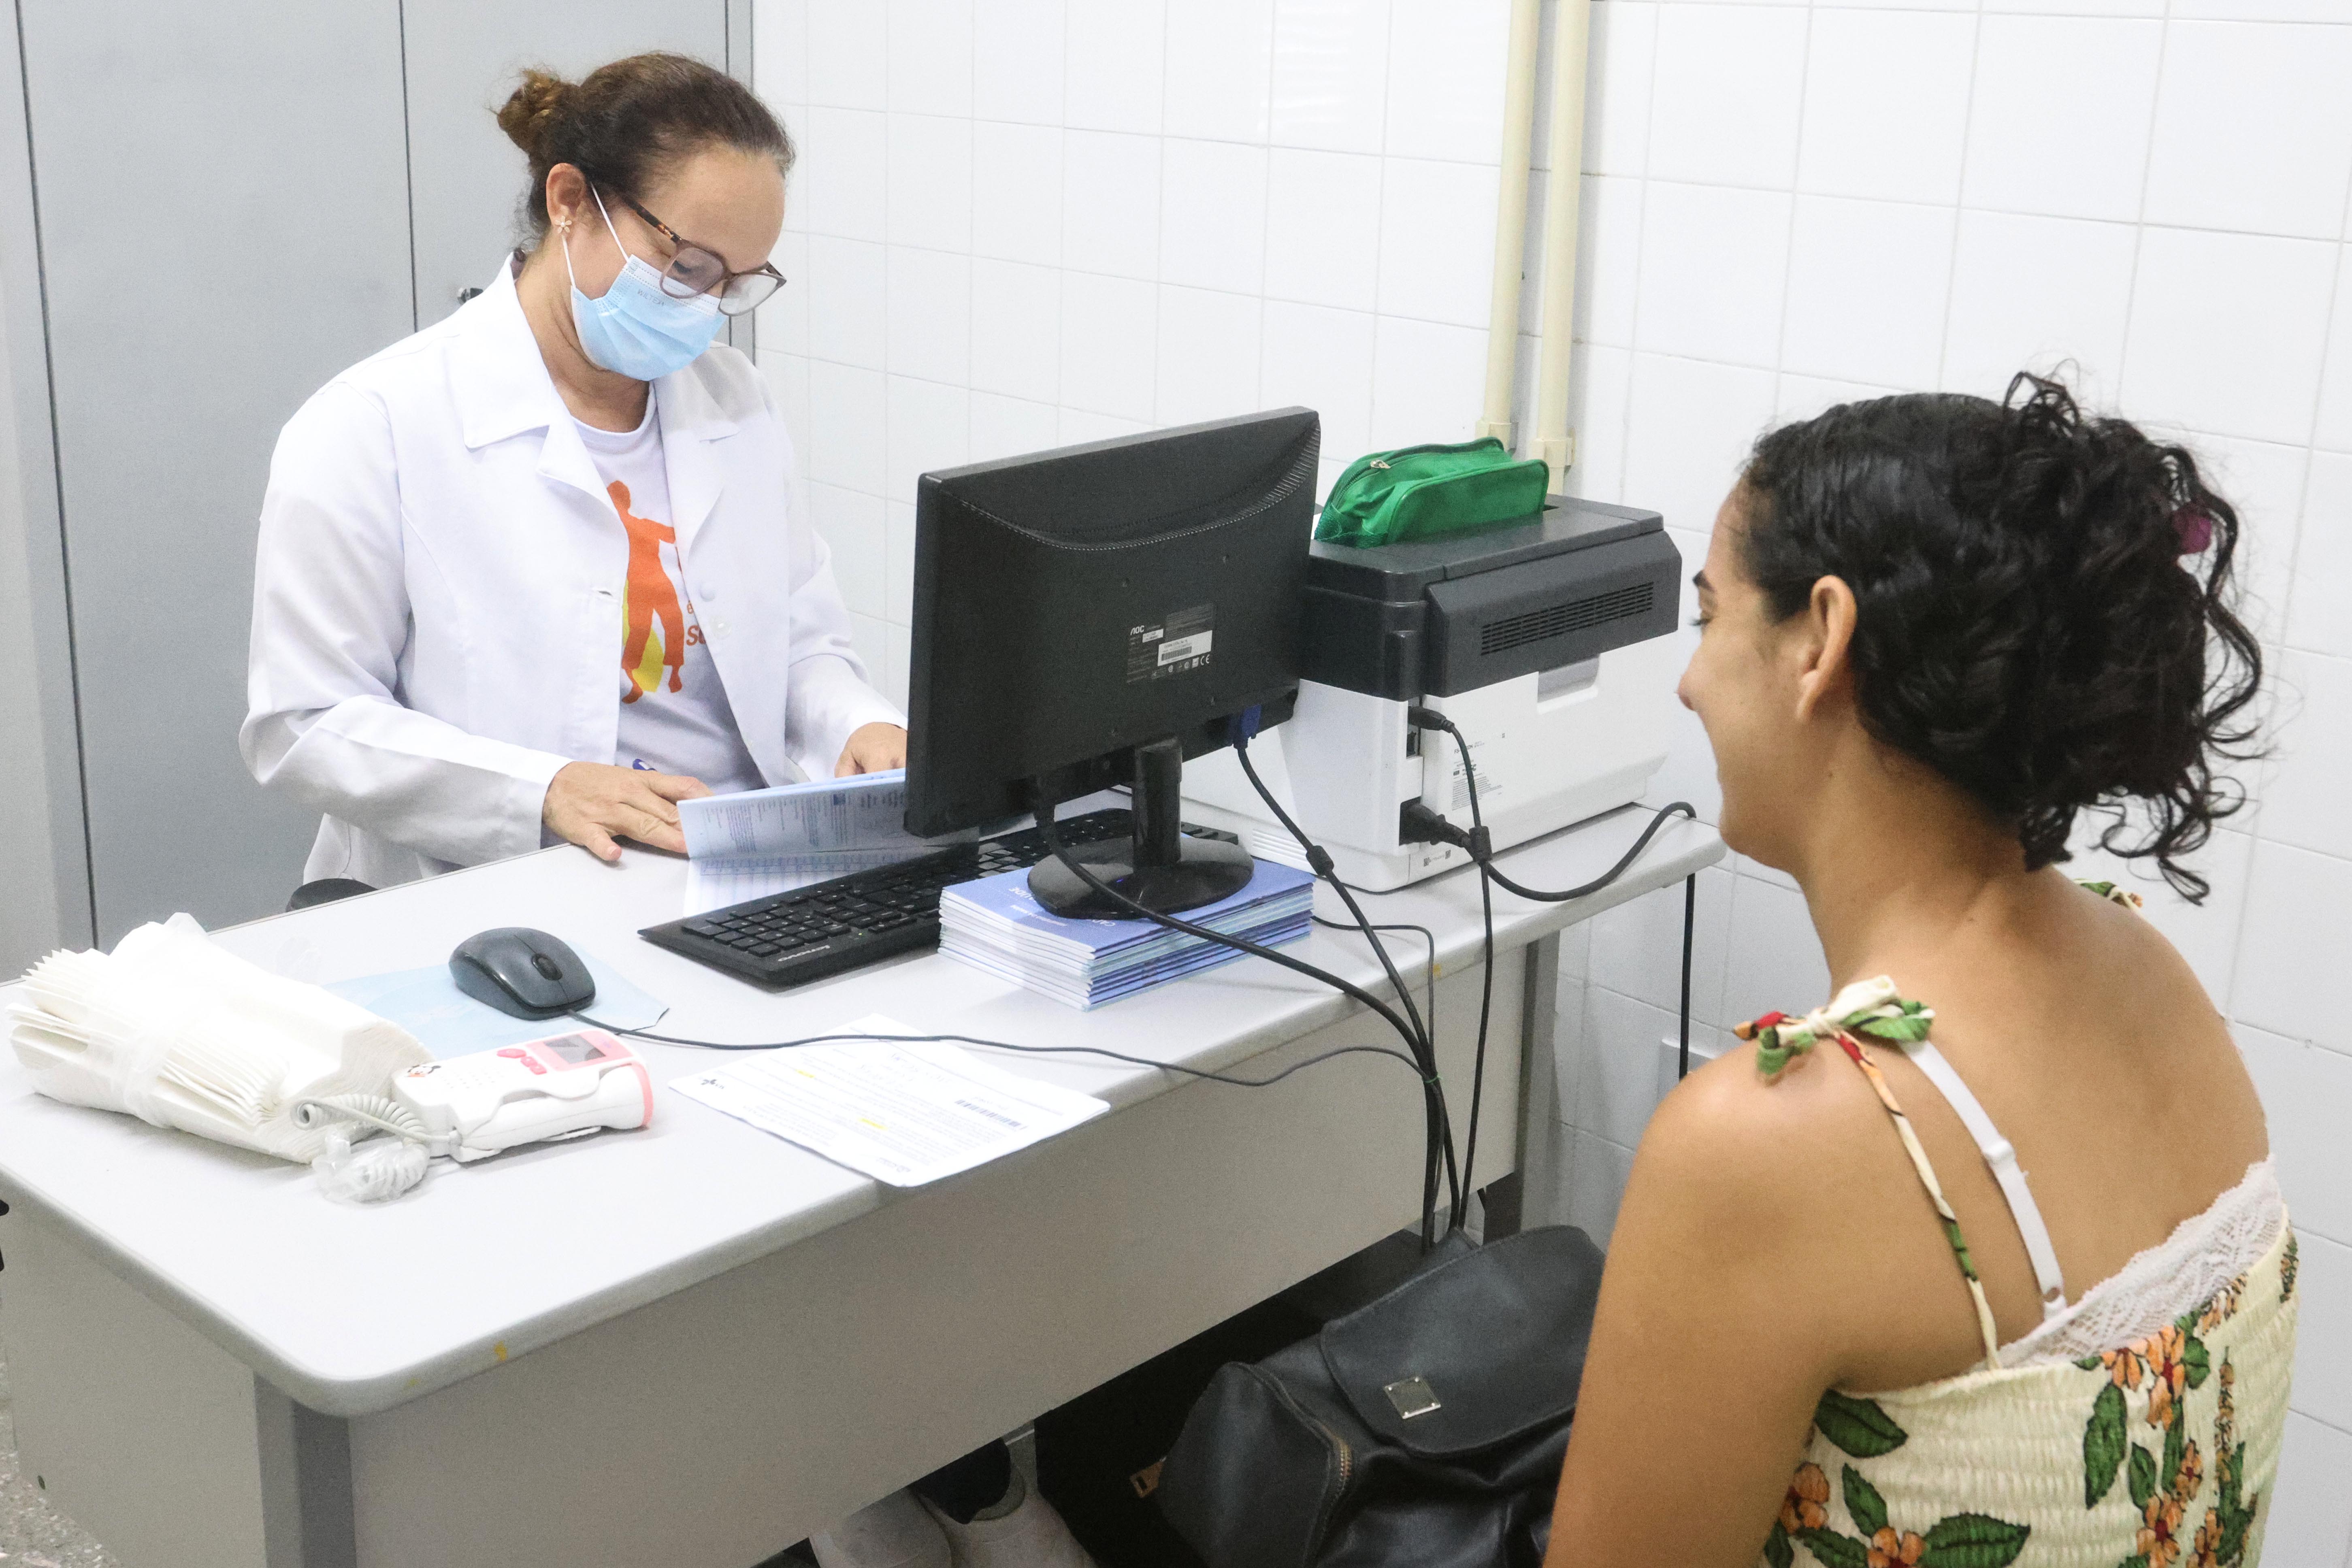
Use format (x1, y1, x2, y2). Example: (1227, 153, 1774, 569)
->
(449, 927, 597, 1020)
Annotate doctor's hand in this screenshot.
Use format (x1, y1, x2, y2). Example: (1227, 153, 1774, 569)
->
(836, 722, 908, 777)
(543, 762, 712, 863)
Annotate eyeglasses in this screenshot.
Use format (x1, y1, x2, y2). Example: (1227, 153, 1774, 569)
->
(588, 179, 786, 316)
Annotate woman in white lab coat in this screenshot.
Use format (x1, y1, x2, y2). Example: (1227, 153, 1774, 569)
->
(243, 53, 1096, 1568)
(242, 54, 905, 891)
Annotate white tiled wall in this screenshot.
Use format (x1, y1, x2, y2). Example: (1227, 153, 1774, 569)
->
(752, 0, 1516, 710)
(1547, 0, 2352, 1551)
(757, 3, 2352, 1543)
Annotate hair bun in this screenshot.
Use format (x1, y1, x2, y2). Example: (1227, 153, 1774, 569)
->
(496, 53, 793, 246)
(496, 68, 572, 161)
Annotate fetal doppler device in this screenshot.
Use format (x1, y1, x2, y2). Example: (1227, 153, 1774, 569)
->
(296, 1028, 653, 1163)
(1182, 495, 1683, 891)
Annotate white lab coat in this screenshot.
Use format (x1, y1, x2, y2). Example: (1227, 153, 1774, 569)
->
(242, 260, 902, 889)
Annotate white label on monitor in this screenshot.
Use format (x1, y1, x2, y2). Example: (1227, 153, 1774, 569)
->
(1157, 630, 1212, 665)
(1126, 604, 1215, 682)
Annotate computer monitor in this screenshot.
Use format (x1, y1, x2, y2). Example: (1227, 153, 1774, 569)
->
(904, 409, 1320, 917)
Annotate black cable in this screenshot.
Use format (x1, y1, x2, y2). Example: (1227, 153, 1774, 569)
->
(1310, 917, 1439, 1049)
(1475, 800, 1696, 903)
(573, 1017, 1428, 1090)
(1231, 731, 1459, 1245)
(1678, 872, 1696, 1082)
(1442, 722, 1498, 1233)
(1035, 793, 1464, 1242)
(1410, 709, 1693, 1226)
(1329, 878, 1419, 897)
(1234, 742, 1436, 1073)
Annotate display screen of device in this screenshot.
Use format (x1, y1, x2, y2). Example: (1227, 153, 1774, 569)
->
(542, 1033, 609, 1064)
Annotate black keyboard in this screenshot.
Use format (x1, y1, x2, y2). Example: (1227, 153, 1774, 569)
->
(638, 809, 1240, 990)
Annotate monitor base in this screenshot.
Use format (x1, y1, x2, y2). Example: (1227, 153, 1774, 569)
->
(1028, 835, 1255, 918)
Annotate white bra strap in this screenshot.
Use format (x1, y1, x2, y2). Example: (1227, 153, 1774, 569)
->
(1898, 1038, 2069, 1321)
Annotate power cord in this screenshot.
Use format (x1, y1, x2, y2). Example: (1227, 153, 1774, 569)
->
(1228, 720, 1461, 1244)
(1309, 916, 1439, 1053)
(1679, 872, 1696, 1082)
(1400, 709, 1696, 907)
(572, 1018, 1429, 1091)
(1402, 706, 1702, 1108)
(1035, 778, 1464, 1247)
(1461, 756, 1498, 1232)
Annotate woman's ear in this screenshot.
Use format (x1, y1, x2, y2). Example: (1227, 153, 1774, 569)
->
(543, 162, 588, 233)
(1792, 574, 1858, 724)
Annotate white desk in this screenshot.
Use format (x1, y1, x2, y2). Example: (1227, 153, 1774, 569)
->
(0, 807, 1721, 1568)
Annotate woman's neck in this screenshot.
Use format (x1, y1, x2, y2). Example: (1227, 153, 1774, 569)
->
(1776, 729, 2047, 989)
(514, 246, 650, 432)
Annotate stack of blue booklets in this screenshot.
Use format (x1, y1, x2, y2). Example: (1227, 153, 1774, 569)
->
(938, 859, 1317, 1009)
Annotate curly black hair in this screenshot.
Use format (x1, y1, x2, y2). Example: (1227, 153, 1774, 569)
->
(1736, 374, 2263, 901)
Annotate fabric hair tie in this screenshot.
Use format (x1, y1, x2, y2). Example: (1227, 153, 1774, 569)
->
(2173, 505, 2215, 556)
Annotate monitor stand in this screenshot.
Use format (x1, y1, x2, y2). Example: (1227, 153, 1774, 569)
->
(1029, 736, 1257, 918)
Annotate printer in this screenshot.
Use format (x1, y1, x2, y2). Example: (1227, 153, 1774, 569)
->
(1182, 495, 1684, 891)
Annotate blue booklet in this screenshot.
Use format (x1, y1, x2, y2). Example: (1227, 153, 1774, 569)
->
(946, 910, 1313, 1009)
(940, 857, 1315, 1008)
(942, 859, 1313, 951)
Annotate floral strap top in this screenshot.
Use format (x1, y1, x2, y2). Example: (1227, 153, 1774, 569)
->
(1734, 885, 2299, 1568)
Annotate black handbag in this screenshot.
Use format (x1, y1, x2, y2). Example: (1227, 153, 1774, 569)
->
(1156, 1225, 1605, 1568)
(1034, 1292, 1321, 1566)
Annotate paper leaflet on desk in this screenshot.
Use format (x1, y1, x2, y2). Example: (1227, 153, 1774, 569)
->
(677, 769, 941, 916)
(670, 1012, 1109, 1185)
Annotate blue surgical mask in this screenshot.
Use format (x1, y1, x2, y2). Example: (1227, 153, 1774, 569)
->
(563, 189, 722, 381)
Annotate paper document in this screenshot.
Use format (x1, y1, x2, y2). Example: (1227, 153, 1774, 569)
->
(669, 1012, 1110, 1186)
(677, 771, 937, 916)
(680, 769, 924, 858)
(684, 850, 927, 917)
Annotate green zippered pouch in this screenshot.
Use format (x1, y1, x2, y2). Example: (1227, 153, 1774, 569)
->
(1314, 437, 1551, 548)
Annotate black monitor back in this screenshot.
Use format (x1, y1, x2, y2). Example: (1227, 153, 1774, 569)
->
(905, 409, 1319, 838)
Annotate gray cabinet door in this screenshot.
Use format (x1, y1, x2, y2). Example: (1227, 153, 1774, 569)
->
(21, 0, 414, 941)
(403, 2, 731, 325)
(24, 1, 746, 944)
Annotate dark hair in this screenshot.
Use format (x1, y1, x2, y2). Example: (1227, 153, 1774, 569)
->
(495, 54, 793, 243)
(1736, 374, 2263, 900)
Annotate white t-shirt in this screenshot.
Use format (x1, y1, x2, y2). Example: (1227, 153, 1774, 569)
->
(577, 396, 767, 796)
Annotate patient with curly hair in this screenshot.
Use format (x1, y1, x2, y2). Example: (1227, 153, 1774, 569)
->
(1546, 376, 2294, 1568)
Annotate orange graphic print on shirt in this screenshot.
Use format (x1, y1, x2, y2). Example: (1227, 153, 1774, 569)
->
(613, 479, 686, 703)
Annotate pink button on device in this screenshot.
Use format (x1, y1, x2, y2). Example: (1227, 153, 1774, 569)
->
(498, 1048, 526, 1059)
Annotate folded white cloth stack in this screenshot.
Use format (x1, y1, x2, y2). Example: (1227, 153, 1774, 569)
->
(7, 915, 430, 1162)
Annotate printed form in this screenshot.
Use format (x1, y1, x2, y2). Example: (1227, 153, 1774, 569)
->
(669, 1014, 1110, 1185)
(677, 771, 939, 915)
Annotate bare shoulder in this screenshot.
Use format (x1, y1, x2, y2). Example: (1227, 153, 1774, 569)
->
(1582, 1035, 1935, 1407)
(1638, 1040, 1897, 1209)
(1618, 1038, 1921, 1285)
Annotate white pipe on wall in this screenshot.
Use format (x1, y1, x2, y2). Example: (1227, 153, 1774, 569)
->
(1531, 0, 1592, 492)
(1476, 0, 1545, 447)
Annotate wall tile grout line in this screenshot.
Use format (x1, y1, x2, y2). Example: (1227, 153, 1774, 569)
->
(1762, 0, 1816, 406)
(1929, 0, 1987, 393)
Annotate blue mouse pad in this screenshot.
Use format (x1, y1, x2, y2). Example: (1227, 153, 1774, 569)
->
(328, 948, 668, 1058)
